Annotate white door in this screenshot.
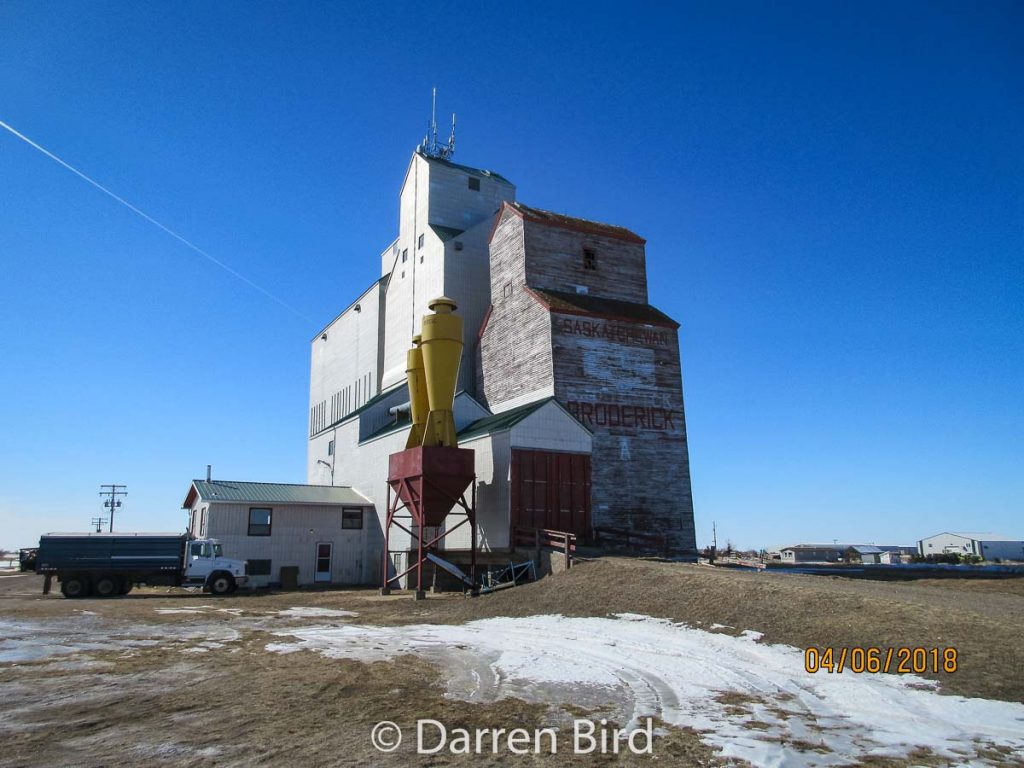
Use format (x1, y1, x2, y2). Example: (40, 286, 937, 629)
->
(314, 542, 333, 583)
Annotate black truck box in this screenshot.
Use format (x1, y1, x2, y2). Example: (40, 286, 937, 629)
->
(37, 533, 186, 574)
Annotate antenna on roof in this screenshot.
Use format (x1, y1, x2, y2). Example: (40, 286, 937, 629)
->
(419, 87, 455, 160)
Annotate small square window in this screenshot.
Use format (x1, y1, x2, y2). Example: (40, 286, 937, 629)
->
(418, 233, 425, 249)
(402, 249, 408, 263)
(327, 439, 335, 456)
(248, 507, 272, 536)
(583, 248, 597, 270)
(468, 177, 480, 191)
(247, 559, 272, 576)
(342, 508, 363, 529)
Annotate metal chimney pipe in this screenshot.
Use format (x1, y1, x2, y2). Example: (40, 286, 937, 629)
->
(206, 464, 212, 482)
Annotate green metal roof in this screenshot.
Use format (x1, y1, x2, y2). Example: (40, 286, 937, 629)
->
(184, 480, 371, 508)
(457, 397, 558, 442)
(430, 224, 465, 242)
(359, 396, 580, 445)
(527, 287, 680, 329)
(360, 416, 410, 445)
(312, 379, 408, 437)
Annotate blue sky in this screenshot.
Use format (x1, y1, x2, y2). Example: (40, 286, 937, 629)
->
(1, 1, 1020, 552)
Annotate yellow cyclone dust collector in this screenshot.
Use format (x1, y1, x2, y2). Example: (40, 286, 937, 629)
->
(385, 295, 477, 598)
(416, 296, 463, 447)
(404, 335, 428, 448)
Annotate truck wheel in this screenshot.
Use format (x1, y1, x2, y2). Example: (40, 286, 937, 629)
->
(209, 574, 235, 596)
(94, 576, 119, 598)
(61, 576, 89, 599)
(120, 580, 134, 595)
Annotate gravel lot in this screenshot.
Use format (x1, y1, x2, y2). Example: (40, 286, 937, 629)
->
(1, 560, 1022, 767)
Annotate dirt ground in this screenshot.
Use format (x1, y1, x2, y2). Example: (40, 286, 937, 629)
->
(1, 559, 1022, 767)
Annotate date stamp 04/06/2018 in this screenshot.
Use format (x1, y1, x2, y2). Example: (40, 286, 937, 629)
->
(804, 646, 958, 674)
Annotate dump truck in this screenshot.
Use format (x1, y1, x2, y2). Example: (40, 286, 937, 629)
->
(36, 532, 248, 598)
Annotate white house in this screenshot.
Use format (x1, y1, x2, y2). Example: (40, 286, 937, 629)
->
(183, 479, 375, 587)
(917, 532, 1024, 562)
(778, 544, 849, 563)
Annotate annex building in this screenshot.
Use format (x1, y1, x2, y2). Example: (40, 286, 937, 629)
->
(307, 143, 697, 581)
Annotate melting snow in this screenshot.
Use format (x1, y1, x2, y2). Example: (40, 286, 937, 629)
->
(266, 614, 1024, 767)
(0, 618, 240, 663)
(277, 607, 359, 618)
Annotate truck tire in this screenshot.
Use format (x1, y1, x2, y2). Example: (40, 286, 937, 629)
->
(94, 576, 119, 598)
(120, 580, 134, 595)
(61, 576, 89, 599)
(208, 573, 235, 596)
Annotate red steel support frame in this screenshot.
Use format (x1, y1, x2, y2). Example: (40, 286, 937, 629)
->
(380, 476, 477, 598)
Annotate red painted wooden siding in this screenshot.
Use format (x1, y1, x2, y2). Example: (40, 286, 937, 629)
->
(510, 450, 592, 537)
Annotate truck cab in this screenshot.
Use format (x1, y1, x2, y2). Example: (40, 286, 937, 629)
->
(184, 538, 248, 593)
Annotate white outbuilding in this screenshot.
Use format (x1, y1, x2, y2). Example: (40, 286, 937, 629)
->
(182, 479, 375, 587)
(917, 532, 1024, 562)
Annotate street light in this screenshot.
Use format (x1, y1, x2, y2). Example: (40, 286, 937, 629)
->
(316, 459, 334, 485)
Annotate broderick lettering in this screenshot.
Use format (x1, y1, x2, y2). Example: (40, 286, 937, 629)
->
(566, 401, 676, 431)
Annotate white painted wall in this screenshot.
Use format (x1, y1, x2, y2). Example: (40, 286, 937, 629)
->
(380, 152, 515, 391)
(188, 500, 374, 586)
(509, 401, 592, 454)
(309, 279, 383, 438)
(918, 533, 1024, 560)
(442, 431, 510, 551)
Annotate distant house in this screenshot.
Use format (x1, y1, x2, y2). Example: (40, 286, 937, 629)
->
(846, 545, 883, 564)
(182, 479, 376, 587)
(779, 543, 916, 564)
(917, 533, 1024, 562)
(845, 545, 917, 564)
(778, 545, 848, 563)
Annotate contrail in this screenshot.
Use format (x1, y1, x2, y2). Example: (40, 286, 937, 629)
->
(0, 118, 312, 323)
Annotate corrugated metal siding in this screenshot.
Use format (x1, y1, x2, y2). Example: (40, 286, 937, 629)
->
(510, 449, 591, 537)
(204, 502, 371, 586)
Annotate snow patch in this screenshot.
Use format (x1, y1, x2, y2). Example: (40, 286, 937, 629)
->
(277, 607, 359, 619)
(266, 614, 1024, 767)
(155, 608, 207, 615)
(0, 618, 239, 663)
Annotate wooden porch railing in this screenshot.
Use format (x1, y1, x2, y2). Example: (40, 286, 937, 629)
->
(511, 525, 577, 570)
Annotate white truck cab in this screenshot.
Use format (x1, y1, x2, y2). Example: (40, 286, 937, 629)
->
(185, 538, 248, 594)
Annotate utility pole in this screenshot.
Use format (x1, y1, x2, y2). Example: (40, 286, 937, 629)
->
(90, 517, 107, 533)
(99, 485, 127, 532)
(711, 521, 718, 563)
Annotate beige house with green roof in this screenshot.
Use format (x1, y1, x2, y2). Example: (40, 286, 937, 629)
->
(183, 479, 374, 587)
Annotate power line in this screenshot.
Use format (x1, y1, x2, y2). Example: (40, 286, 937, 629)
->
(0, 118, 312, 323)
(99, 484, 127, 532)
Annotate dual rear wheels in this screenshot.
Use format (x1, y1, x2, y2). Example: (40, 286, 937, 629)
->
(59, 574, 134, 598)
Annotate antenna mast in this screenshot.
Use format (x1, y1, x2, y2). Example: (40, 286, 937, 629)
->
(419, 87, 456, 160)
